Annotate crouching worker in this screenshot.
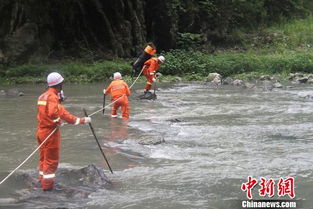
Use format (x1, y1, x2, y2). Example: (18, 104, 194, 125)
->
(143, 56, 165, 94)
(103, 72, 131, 120)
(37, 72, 91, 191)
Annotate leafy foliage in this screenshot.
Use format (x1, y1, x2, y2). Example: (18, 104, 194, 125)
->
(161, 49, 313, 77)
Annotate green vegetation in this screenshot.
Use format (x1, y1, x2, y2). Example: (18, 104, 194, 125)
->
(162, 50, 313, 77)
(161, 15, 313, 78)
(2, 15, 313, 85)
(1, 60, 132, 84)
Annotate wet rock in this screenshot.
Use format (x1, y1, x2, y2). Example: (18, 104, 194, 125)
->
(138, 135, 165, 145)
(222, 77, 233, 85)
(0, 89, 25, 96)
(297, 76, 309, 83)
(307, 78, 313, 84)
(57, 164, 112, 187)
(288, 73, 303, 80)
(175, 77, 182, 82)
(6, 89, 25, 96)
(244, 83, 256, 89)
(262, 80, 273, 91)
(10, 164, 113, 208)
(232, 79, 244, 86)
(167, 118, 182, 123)
(0, 90, 5, 96)
(259, 75, 271, 80)
(21, 164, 111, 189)
(14, 163, 112, 206)
(138, 91, 157, 100)
(273, 82, 283, 88)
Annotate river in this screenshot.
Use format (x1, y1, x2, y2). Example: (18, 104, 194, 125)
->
(0, 82, 312, 209)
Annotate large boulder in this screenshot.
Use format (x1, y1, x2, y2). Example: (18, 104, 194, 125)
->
(206, 73, 221, 82)
(206, 73, 222, 85)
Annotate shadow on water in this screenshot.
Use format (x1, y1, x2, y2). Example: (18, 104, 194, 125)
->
(0, 164, 112, 209)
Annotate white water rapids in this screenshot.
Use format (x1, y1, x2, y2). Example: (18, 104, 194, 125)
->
(0, 82, 313, 209)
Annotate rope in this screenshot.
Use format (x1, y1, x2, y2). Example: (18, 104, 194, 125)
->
(0, 66, 146, 185)
(0, 127, 59, 185)
(89, 66, 145, 117)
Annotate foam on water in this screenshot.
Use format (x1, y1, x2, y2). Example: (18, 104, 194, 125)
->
(1, 83, 313, 208)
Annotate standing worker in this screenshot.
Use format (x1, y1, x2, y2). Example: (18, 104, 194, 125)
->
(143, 56, 165, 94)
(132, 43, 157, 76)
(103, 72, 131, 120)
(37, 72, 91, 191)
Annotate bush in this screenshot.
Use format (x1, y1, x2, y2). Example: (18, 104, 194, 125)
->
(3, 60, 132, 83)
(161, 49, 313, 77)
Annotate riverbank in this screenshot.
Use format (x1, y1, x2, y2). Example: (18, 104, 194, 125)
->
(1, 51, 313, 85)
(1, 16, 313, 85)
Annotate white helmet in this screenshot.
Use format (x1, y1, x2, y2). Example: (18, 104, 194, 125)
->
(158, 56, 165, 63)
(113, 72, 122, 80)
(47, 72, 64, 87)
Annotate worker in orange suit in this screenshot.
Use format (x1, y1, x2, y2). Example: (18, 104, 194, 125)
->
(36, 72, 91, 191)
(143, 56, 165, 94)
(103, 72, 131, 120)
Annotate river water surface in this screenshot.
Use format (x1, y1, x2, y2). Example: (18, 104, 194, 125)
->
(0, 82, 313, 209)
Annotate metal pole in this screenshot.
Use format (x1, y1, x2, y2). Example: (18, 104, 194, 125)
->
(83, 108, 113, 174)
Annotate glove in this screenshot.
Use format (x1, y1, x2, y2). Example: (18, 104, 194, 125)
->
(84, 117, 92, 124)
(103, 89, 106, 95)
(152, 78, 156, 82)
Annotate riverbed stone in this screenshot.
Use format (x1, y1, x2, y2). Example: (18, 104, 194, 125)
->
(262, 80, 273, 91)
(273, 82, 283, 88)
(232, 79, 244, 86)
(6, 89, 24, 96)
(0, 90, 5, 96)
(212, 76, 222, 85)
(222, 77, 233, 85)
(307, 78, 313, 84)
(138, 135, 165, 145)
(260, 75, 271, 80)
(206, 73, 222, 82)
(297, 76, 309, 83)
(244, 83, 256, 89)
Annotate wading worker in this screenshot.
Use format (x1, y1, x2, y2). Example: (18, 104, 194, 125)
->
(143, 56, 165, 94)
(103, 72, 131, 120)
(37, 72, 91, 191)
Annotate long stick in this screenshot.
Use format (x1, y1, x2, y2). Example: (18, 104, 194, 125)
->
(83, 108, 113, 174)
(102, 94, 106, 115)
(102, 77, 112, 115)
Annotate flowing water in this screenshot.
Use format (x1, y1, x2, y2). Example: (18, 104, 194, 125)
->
(0, 82, 313, 209)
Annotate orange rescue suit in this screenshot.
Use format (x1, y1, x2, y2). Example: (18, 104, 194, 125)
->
(36, 88, 85, 190)
(105, 79, 131, 120)
(143, 57, 160, 91)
